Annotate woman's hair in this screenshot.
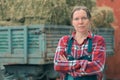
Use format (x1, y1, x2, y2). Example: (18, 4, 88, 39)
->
(71, 6, 91, 20)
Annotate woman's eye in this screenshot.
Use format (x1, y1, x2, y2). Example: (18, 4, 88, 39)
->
(73, 18, 79, 20)
(73, 17, 88, 21)
(81, 17, 88, 20)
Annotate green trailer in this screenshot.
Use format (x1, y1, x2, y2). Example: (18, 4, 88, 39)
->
(0, 25, 114, 80)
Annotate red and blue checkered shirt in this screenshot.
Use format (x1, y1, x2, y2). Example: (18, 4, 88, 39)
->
(54, 31, 106, 80)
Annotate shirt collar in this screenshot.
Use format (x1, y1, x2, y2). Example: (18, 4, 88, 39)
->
(71, 31, 93, 39)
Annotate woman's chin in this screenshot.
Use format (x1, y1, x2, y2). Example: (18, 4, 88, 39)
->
(77, 30, 87, 33)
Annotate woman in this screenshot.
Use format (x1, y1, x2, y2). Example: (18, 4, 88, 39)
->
(54, 6, 106, 80)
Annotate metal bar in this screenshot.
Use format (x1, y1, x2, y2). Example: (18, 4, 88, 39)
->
(24, 26, 28, 63)
(8, 27, 12, 54)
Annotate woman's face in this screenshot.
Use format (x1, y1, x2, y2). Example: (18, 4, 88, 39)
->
(72, 9, 90, 33)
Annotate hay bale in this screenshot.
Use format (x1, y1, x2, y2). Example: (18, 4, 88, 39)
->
(91, 6, 114, 28)
(0, 0, 113, 27)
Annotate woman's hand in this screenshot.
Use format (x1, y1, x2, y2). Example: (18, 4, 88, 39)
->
(60, 55, 68, 61)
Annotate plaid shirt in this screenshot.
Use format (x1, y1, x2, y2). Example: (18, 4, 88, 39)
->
(54, 31, 106, 80)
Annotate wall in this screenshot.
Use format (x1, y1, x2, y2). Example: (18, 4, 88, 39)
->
(97, 0, 120, 79)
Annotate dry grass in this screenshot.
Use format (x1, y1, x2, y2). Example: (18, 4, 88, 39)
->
(0, 0, 114, 27)
(91, 6, 114, 28)
(0, 0, 96, 26)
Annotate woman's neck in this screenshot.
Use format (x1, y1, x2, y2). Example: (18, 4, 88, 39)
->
(75, 31, 88, 39)
(74, 31, 88, 44)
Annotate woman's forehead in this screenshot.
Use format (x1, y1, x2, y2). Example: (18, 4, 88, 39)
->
(73, 10, 87, 17)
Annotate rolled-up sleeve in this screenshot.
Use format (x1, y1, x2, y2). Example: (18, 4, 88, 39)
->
(54, 36, 81, 73)
(74, 36, 106, 76)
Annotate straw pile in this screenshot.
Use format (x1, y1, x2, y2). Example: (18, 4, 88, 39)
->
(0, 0, 114, 28)
(91, 6, 114, 28)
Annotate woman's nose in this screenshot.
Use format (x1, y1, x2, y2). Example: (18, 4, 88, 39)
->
(78, 19, 83, 24)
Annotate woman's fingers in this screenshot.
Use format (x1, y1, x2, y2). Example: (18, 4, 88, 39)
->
(60, 55, 67, 61)
(62, 55, 68, 61)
